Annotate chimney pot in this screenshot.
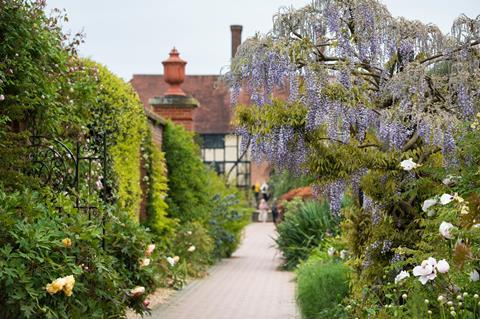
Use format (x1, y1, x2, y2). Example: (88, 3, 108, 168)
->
(230, 25, 243, 59)
(162, 47, 187, 96)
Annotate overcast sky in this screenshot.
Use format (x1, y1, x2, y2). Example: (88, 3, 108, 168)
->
(46, 0, 480, 80)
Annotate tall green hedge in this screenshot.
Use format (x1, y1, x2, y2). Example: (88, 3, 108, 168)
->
(78, 59, 149, 220)
(143, 132, 175, 249)
(0, 2, 172, 317)
(162, 121, 251, 261)
(162, 121, 212, 223)
(0, 0, 77, 188)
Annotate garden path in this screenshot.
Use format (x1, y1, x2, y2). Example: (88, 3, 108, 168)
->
(148, 222, 298, 319)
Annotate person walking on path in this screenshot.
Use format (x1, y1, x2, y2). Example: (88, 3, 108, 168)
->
(271, 201, 279, 224)
(260, 181, 269, 200)
(258, 198, 269, 223)
(253, 183, 260, 207)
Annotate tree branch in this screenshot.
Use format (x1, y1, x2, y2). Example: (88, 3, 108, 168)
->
(420, 39, 480, 65)
(402, 130, 419, 152)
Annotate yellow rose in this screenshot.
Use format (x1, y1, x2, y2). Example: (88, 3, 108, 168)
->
(62, 275, 75, 297)
(62, 238, 72, 248)
(130, 286, 145, 297)
(46, 275, 75, 296)
(46, 277, 66, 295)
(64, 288, 73, 297)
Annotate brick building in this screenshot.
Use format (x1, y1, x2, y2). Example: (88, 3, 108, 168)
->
(131, 26, 270, 188)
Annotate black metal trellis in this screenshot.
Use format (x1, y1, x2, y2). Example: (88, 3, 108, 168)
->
(28, 132, 109, 248)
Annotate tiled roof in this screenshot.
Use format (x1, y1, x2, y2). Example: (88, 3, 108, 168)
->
(131, 74, 232, 134)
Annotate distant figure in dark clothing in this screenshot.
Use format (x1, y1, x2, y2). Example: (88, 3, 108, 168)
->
(260, 181, 269, 201)
(271, 202, 279, 224)
(253, 183, 260, 207)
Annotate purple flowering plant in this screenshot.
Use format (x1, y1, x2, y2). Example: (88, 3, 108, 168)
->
(226, 0, 480, 316)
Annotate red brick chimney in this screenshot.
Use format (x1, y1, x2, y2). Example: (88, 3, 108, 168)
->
(149, 48, 199, 131)
(230, 25, 243, 59)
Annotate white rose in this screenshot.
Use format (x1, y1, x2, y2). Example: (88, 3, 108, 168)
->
(187, 245, 196, 252)
(422, 198, 438, 213)
(440, 194, 454, 205)
(439, 221, 454, 239)
(470, 270, 479, 282)
(140, 258, 151, 267)
(413, 257, 437, 285)
(130, 286, 145, 297)
(327, 247, 336, 257)
(436, 259, 450, 273)
(394, 270, 410, 284)
(399, 158, 421, 171)
(166, 256, 176, 267)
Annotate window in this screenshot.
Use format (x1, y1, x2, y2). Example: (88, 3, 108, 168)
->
(200, 133, 251, 188)
(201, 134, 225, 149)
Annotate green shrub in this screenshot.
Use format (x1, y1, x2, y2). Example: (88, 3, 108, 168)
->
(206, 170, 251, 259)
(142, 133, 176, 250)
(296, 256, 350, 319)
(171, 221, 214, 277)
(209, 193, 249, 259)
(163, 121, 250, 265)
(0, 0, 80, 189)
(276, 199, 339, 269)
(0, 188, 158, 318)
(162, 121, 212, 223)
(77, 59, 149, 220)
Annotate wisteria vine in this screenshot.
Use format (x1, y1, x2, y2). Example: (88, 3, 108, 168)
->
(227, 0, 480, 217)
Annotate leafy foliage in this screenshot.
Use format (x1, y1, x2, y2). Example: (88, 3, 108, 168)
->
(163, 121, 250, 266)
(276, 199, 339, 269)
(0, 2, 176, 317)
(170, 221, 214, 278)
(77, 59, 150, 220)
(162, 121, 212, 223)
(296, 255, 350, 319)
(0, 0, 80, 189)
(0, 188, 157, 319)
(228, 0, 480, 316)
(142, 132, 175, 251)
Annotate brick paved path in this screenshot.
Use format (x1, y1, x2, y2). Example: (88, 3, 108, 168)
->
(149, 222, 298, 319)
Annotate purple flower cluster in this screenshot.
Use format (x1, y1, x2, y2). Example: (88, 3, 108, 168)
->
(318, 179, 346, 217)
(325, 2, 341, 34)
(378, 120, 413, 149)
(442, 125, 458, 167)
(250, 134, 265, 162)
(236, 48, 296, 107)
(350, 168, 368, 198)
(288, 73, 299, 102)
(241, 124, 308, 174)
(381, 240, 393, 254)
(390, 253, 403, 263)
(363, 195, 383, 225)
(354, 3, 380, 62)
(399, 39, 415, 66)
(235, 126, 251, 156)
(417, 120, 432, 144)
(230, 81, 241, 106)
(457, 84, 475, 117)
